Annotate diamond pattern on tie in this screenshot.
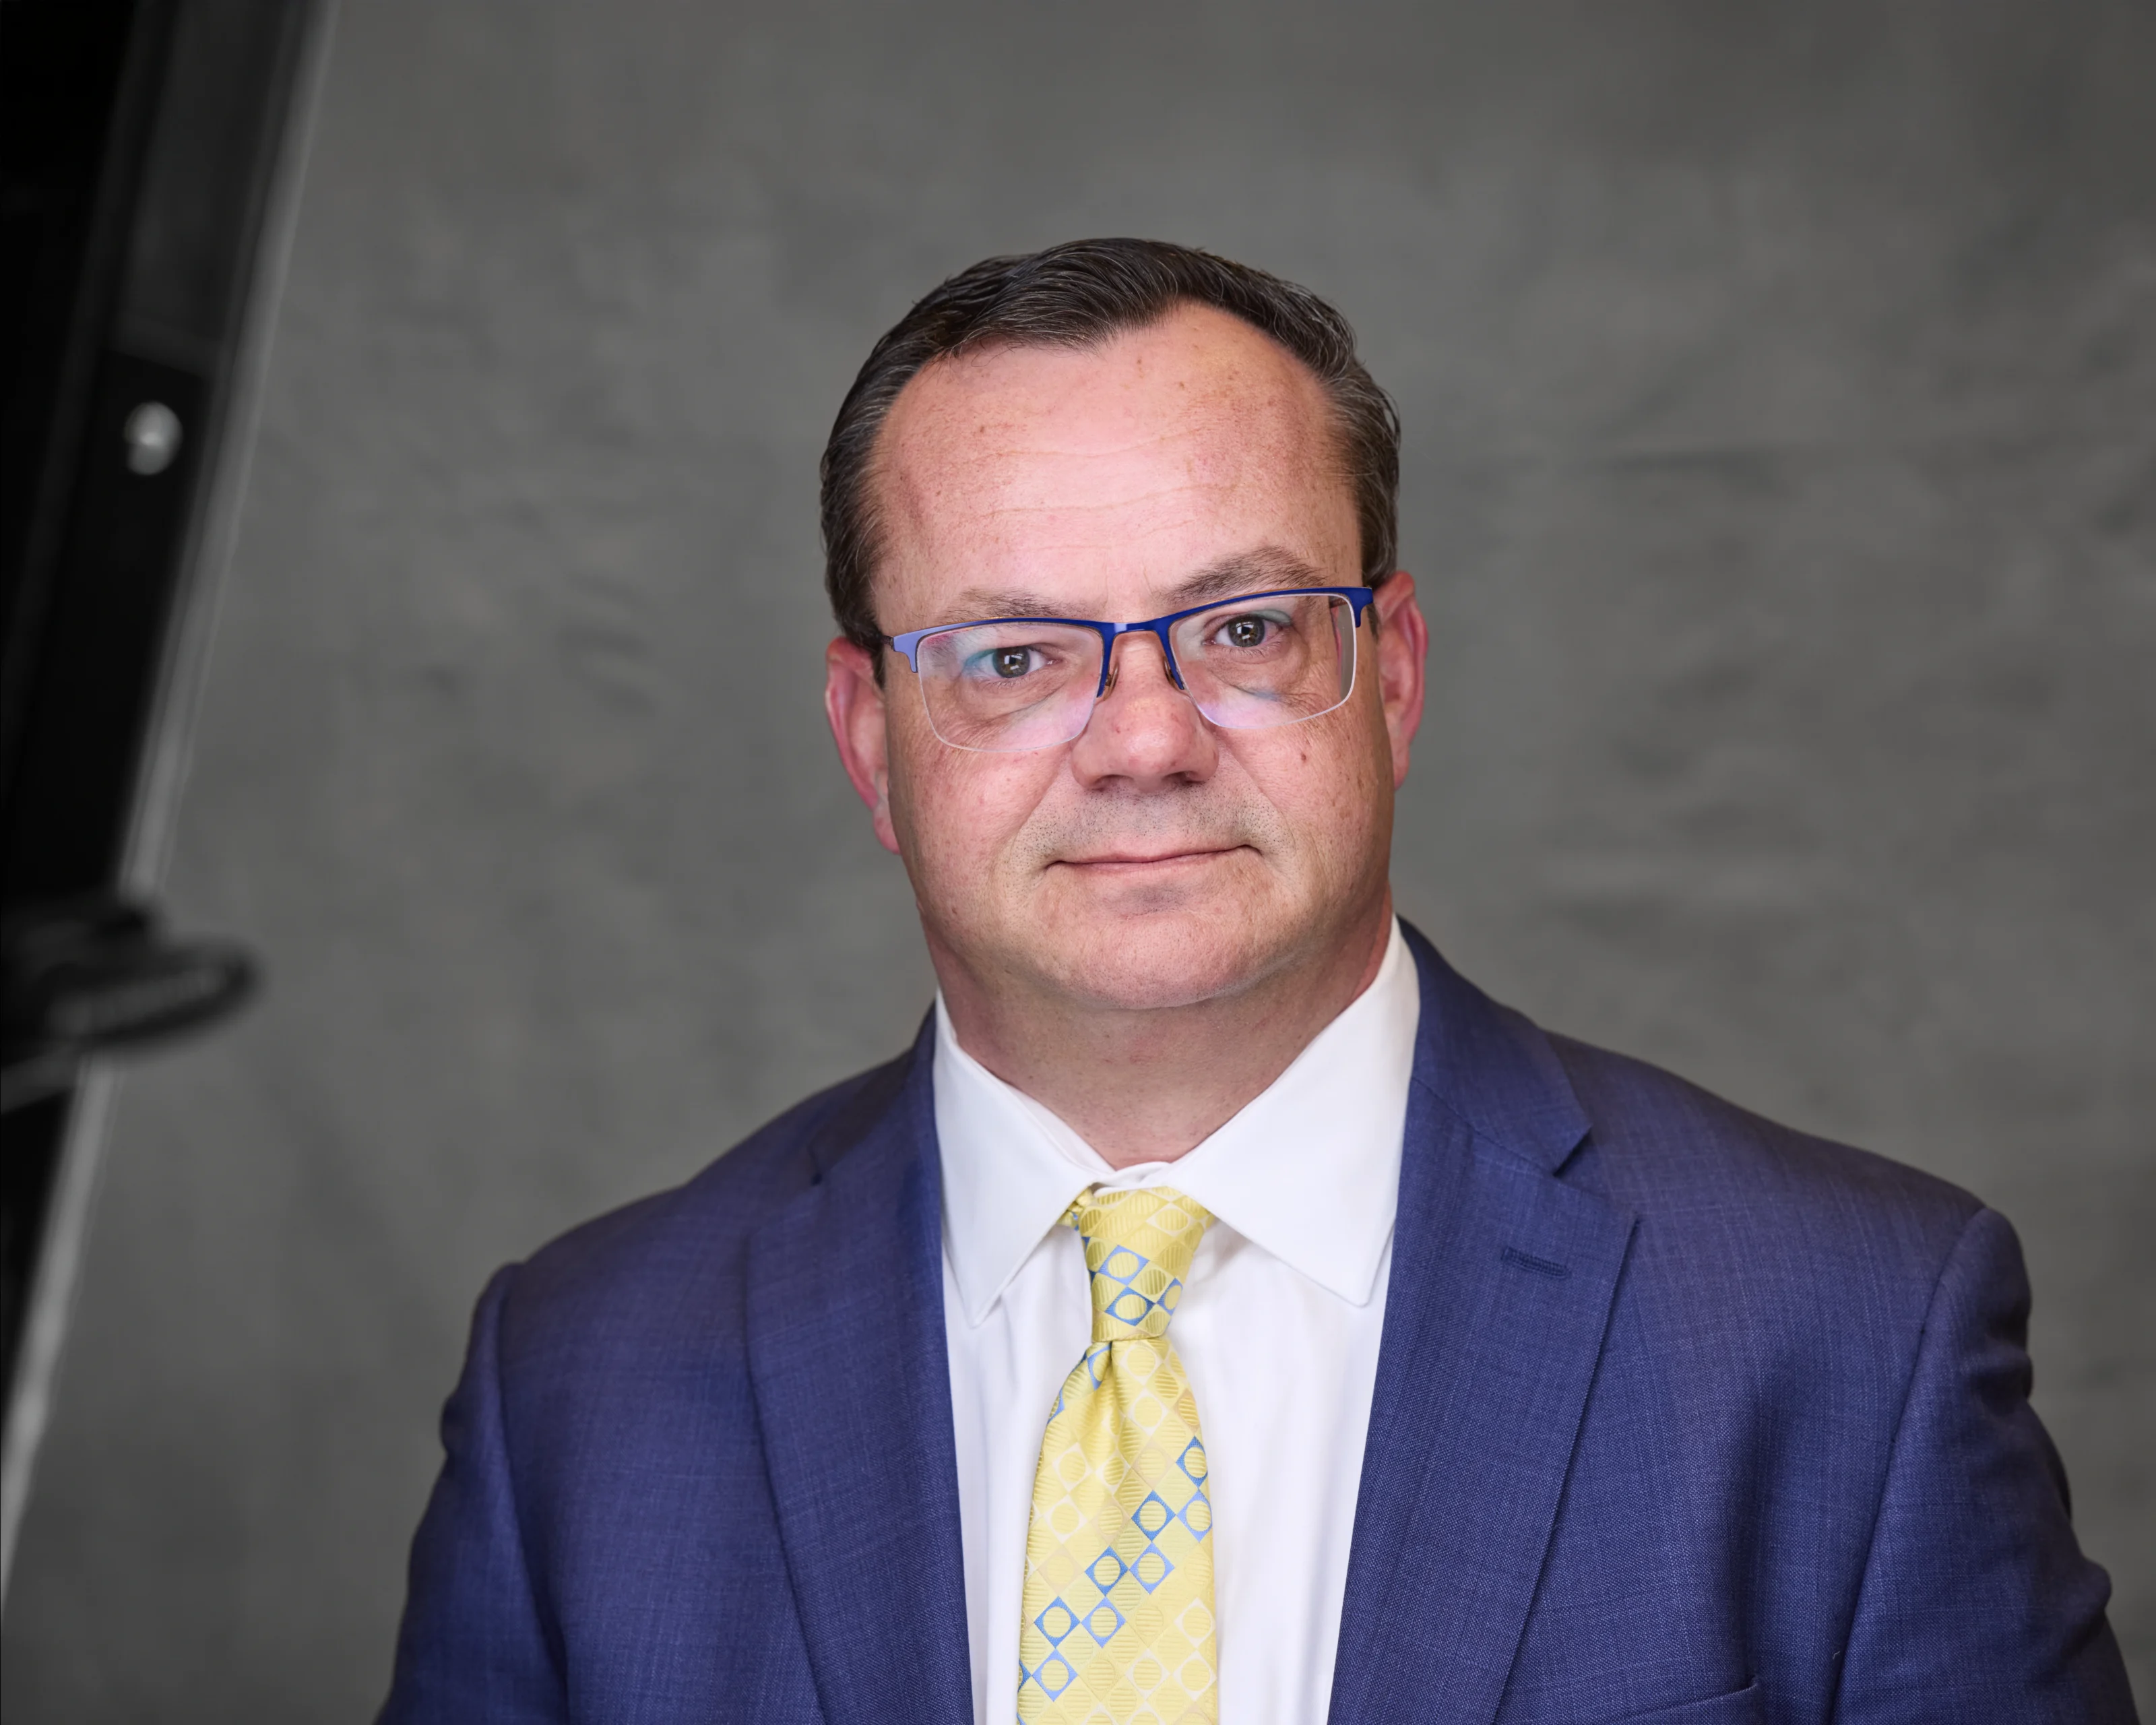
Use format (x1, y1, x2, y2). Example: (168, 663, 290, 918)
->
(1018, 1187, 1217, 1724)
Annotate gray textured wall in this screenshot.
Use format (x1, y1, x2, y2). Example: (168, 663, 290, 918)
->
(6, 1, 2151, 1716)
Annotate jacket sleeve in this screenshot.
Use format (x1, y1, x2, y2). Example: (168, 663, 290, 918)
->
(379, 1265, 567, 1724)
(1834, 1206, 2138, 1722)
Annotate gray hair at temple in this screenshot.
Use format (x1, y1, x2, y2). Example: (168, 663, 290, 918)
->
(819, 237, 1403, 658)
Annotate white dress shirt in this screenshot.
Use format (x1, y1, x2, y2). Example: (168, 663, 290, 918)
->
(937, 917, 1420, 1725)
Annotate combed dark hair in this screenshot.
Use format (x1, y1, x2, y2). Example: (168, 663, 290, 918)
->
(819, 238, 1401, 653)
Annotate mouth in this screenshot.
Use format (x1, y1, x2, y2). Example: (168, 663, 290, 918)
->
(1052, 845, 1251, 873)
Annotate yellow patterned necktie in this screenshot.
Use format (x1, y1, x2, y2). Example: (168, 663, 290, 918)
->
(1017, 1186, 1218, 1724)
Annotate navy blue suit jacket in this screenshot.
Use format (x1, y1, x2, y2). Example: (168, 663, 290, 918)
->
(382, 927, 2134, 1723)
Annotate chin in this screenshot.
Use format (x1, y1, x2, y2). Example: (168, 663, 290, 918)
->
(1029, 902, 1298, 1013)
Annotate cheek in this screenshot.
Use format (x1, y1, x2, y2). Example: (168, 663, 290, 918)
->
(1217, 713, 1392, 893)
(1322, 675, 1399, 827)
(887, 717, 1060, 887)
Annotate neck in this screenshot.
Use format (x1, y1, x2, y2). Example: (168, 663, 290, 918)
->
(933, 895, 1396, 1168)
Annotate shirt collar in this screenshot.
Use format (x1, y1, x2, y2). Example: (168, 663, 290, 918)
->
(934, 917, 1420, 1325)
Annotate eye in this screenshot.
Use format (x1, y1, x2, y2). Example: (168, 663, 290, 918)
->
(961, 641, 1054, 681)
(1211, 610, 1289, 650)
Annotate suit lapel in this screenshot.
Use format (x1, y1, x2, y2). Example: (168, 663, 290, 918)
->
(1329, 929, 1637, 1724)
(747, 1036, 974, 1725)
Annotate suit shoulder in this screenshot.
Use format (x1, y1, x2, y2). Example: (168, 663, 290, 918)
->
(495, 1044, 918, 1339)
(1546, 1030, 1984, 1280)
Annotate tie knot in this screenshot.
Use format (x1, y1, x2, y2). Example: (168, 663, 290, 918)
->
(1063, 1186, 1213, 1342)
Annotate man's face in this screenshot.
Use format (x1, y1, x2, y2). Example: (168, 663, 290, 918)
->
(827, 303, 1426, 1015)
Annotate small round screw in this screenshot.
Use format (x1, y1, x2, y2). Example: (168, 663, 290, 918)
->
(123, 402, 183, 475)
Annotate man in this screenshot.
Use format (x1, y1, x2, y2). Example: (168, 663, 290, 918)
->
(382, 240, 2134, 1724)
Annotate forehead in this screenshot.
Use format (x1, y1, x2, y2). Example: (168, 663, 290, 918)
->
(869, 303, 1354, 620)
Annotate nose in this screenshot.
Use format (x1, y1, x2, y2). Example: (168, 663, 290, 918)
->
(1067, 631, 1218, 790)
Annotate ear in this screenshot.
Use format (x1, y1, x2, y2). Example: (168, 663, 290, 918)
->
(825, 637, 901, 854)
(1372, 573, 1427, 788)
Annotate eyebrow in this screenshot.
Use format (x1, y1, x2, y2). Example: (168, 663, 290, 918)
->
(939, 588, 1078, 622)
(939, 546, 1333, 625)
(1163, 547, 1330, 608)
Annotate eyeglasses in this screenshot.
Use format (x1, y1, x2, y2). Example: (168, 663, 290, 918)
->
(885, 586, 1376, 753)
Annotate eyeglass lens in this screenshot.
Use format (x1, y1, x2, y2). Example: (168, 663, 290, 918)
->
(911, 592, 1358, 753)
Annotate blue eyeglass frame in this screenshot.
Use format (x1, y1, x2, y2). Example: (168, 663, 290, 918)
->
(885, 586, 1378, 697)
